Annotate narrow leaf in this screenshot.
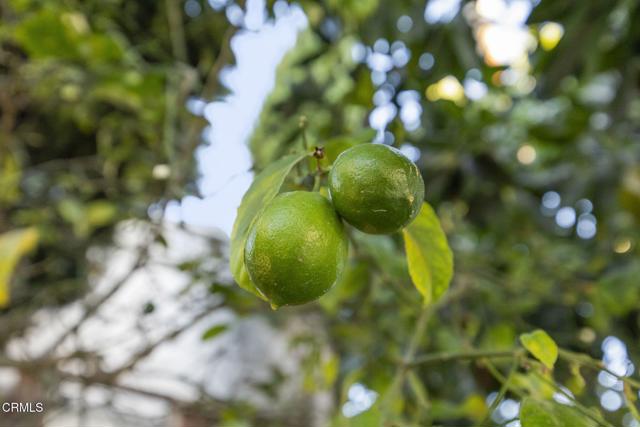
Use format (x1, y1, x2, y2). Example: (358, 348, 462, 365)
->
(202, 324, 228, 341)
(402, 202, 453, 304)
(520, 329, 558, 369)
(0, 228, 39, 307)
(229, 153, 307, 299)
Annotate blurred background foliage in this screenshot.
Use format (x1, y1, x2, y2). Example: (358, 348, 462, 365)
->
(1, 0, 640, 426)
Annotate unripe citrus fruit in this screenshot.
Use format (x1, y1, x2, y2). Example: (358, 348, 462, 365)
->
(244, 191, 348, 307)
(328, 144, 424, 234)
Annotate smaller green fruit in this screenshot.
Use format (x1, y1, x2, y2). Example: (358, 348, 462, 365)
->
(328, 143, 425, 234)
(244, 191, 348, 307)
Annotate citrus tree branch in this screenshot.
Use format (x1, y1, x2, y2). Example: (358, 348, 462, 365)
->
(107, 302, 221, 377)
(530, 370, 614, 427)
(407, 348, 518, 367)
(40, 252, 146, 357)
(559, 348, 640, 389)
(481, 354, 521, 425)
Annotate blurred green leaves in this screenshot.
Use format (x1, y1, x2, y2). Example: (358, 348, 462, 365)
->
(0, 0, 228, 316)
(13, 8, 125, 64)
(58, 199, 117, 237)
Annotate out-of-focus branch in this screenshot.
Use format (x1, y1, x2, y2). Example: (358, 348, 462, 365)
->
(40, 252, 146, 357)
(407, 348, 518, 367)
(530, 370, 615, 427)
(166, 0, 188, 63)
(108, 302, 222, 377)
(175, 25, 238, 187)
(559, 348, 640, 389)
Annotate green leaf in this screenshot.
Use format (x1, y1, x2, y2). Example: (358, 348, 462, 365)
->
(402, 202, 454, 304)
(520, 329, 558, 369)
(0, 228, 39, 307)
(512, 372, 555, 399)
(229, 153, 307, 299)
(520, 398, 558, 427)
(87, 200, 117, 227)
(13, 9, 81, 60)
(202, 324, 228, 341)
(322, 353, 339, 387)
(520, 398, 597, 427)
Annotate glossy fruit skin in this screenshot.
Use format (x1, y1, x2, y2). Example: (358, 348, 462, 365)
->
(328, 144, 425, 234)
(244, 191, 348, 307)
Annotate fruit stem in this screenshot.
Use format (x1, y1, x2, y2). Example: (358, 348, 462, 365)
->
(312, 146, 325, 192)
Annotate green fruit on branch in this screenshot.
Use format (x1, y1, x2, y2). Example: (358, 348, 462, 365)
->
(329, 143, 425, 234)
(244, 191, 348, 307)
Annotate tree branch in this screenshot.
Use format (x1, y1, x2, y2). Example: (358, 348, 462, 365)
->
(559, 348, 640, 389)
(165, 0, 188, 63)
(40, 252, 146, 357)
(407, 348, 518, 367)
(480, 354, 521, 425)
(107, 302, 222, 377)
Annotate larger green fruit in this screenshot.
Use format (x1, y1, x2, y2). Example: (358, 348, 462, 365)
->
(244, 191, 348, 307)
(329, 144, 425, 234)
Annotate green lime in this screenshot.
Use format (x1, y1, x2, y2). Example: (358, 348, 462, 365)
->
(328, 143, 424, 234)
(244, 191, 348, 307)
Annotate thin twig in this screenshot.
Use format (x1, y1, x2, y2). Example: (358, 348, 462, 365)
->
(40, 252, 146, 356)
(165, 0, 188, 63)
(480, 353, 521, 425)
(558, 348, 640, 389)
(108, 302, 221, 377)
(176, 25, 239, 184)
(483, 359, 526, 399)
(382, 304, 435, 414)
(408, 348, 517, 367)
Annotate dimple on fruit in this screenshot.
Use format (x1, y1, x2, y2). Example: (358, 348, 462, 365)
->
(244, 191, 348, 307)
(329, 143, 425, 234)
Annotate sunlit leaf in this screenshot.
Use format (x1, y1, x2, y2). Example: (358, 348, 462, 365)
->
(520, 329, 558, 369)
(229, 153, 307, 299)
(0, 228, 39, 307)
(402, 202, 454, 304)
